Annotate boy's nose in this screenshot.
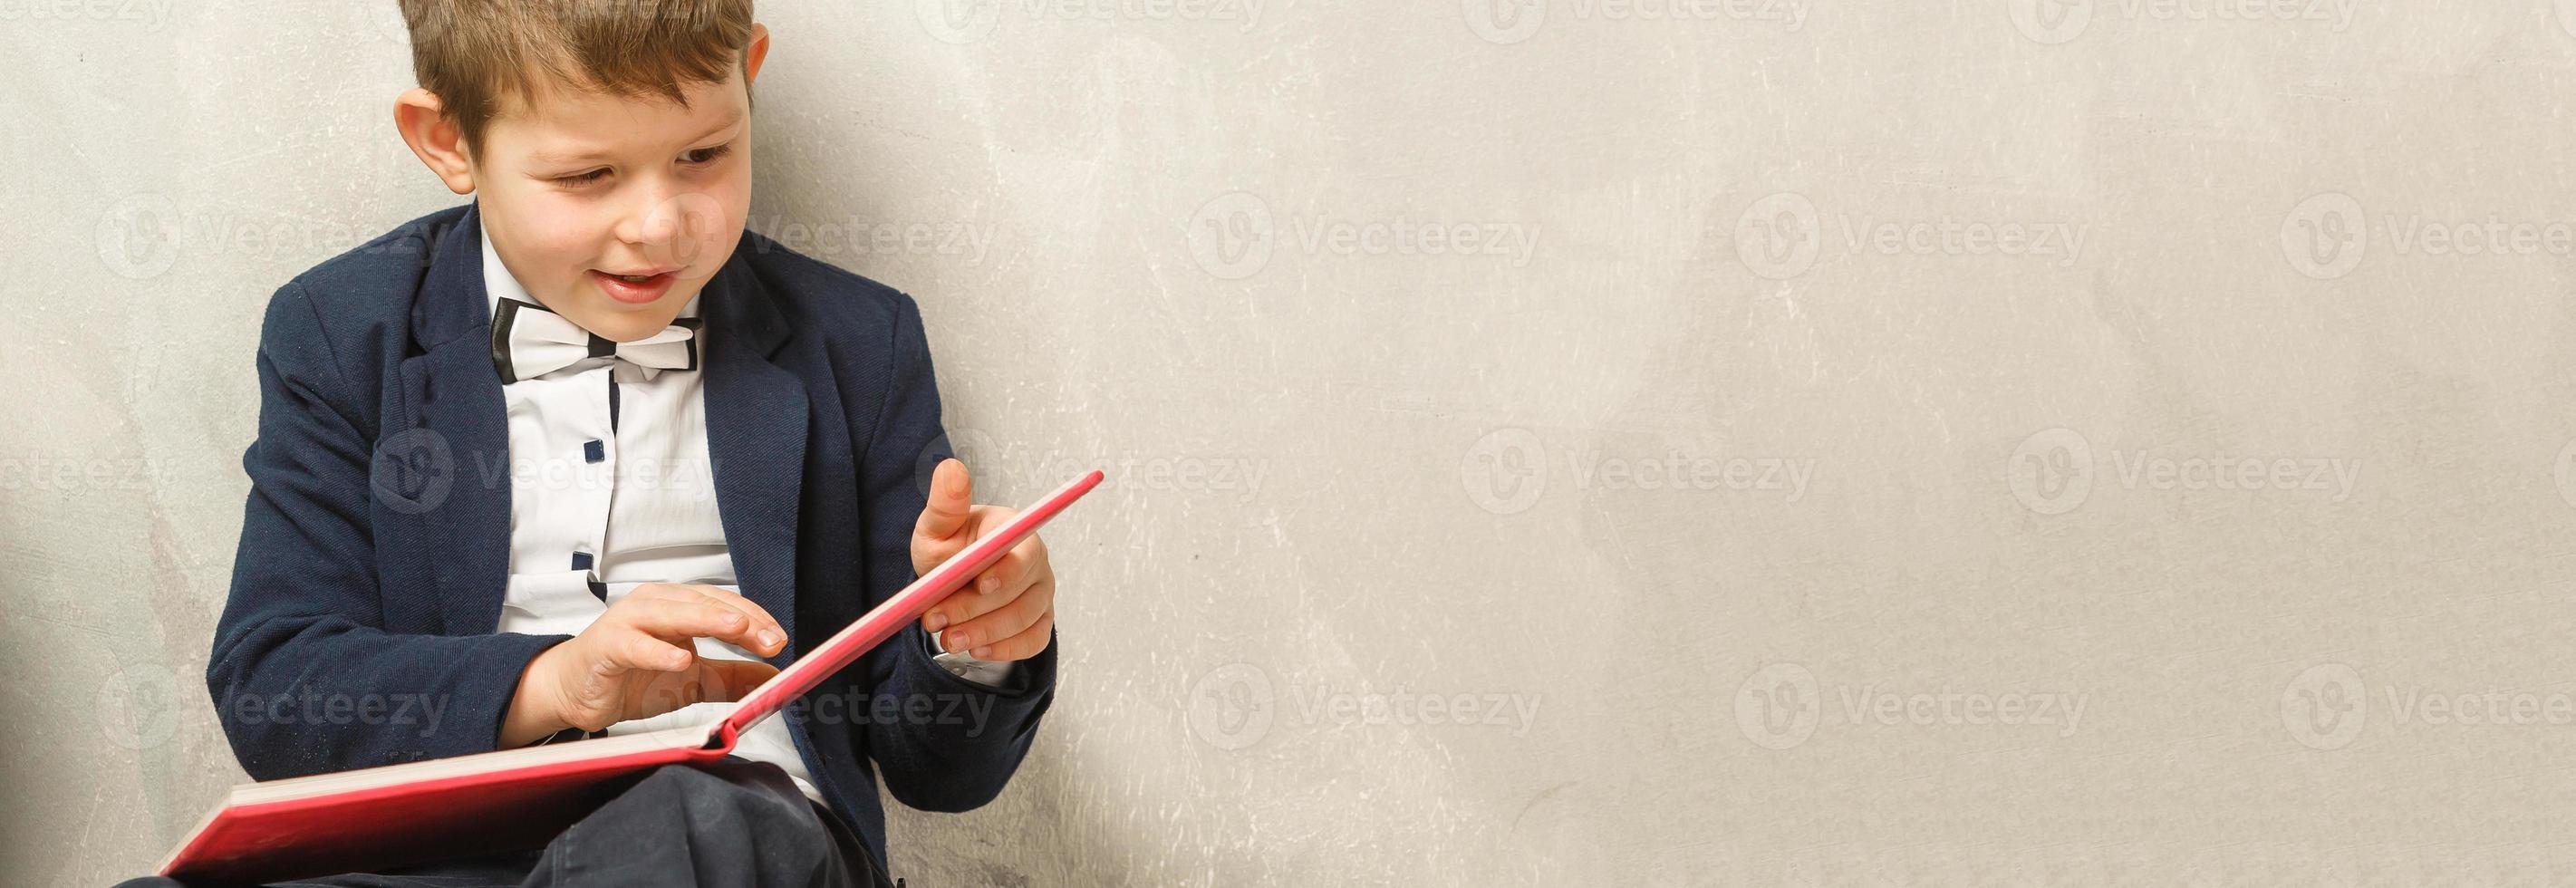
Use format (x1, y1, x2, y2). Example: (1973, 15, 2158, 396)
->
(620, 190, 725, 270)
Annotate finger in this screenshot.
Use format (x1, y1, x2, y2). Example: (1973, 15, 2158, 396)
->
(913, 458, 974, 545)
(930, 536, 1048, 635)
(623, 654, 781, 720)
(970, 612, 1056, 661)
(932, 545, 1029, 631)
(672, 584, 787, 655)
(605, 630, 699, 673)
(623, 598, 766, 652)
(691, 658, 782, 701)
(631, 667, 722, 718)
(946, 574, 1053, 656)
(979, 533, 1046, 597)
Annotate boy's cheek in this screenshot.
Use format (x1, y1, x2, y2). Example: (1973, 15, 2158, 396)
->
(485, 198, 601, 269)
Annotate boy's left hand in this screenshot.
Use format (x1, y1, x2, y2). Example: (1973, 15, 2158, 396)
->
(911, 458, 1056, 661)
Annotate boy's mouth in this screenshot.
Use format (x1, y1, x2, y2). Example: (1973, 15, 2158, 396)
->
(590, 268, 680, 305)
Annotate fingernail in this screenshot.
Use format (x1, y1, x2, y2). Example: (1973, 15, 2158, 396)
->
(981, 575, 998, 594)
(757, 631, 781, 649)
(948, 631, 970, 652)
(924, 612, 949, 633)
(971, 647, 992, 659)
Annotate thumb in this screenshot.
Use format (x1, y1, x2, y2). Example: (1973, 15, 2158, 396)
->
(914, 458, 974, 543)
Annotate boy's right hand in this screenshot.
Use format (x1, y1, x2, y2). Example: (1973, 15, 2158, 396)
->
(499, 584, 787, 747)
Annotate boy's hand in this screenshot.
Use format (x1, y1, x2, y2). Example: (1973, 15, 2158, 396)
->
(500, 584, 786, 747)
(912, 458, 1056, 661)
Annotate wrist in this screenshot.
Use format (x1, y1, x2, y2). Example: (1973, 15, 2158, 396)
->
(498, 642, 576, 747)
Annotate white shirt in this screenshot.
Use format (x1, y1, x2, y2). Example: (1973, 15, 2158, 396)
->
(477, 217, 1004, 803)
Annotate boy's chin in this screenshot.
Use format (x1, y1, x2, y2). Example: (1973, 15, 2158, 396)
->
(562, 299, 690, 342)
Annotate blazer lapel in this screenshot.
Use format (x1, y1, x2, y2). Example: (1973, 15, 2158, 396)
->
(697, 259, 807, 660)
(396, 203, 516, 637)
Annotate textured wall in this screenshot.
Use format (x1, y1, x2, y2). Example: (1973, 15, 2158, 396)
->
(10, 0, 2576, 884)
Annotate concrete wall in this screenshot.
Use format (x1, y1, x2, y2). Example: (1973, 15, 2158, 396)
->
(8, 0, 2576, 883)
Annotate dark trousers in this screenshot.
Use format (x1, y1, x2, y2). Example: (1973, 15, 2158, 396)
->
(120, 758, 898, 888)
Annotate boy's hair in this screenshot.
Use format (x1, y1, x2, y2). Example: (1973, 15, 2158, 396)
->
(397, 0, 757, 157)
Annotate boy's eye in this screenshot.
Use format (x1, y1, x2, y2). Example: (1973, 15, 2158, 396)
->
(549, 145, 726, 187)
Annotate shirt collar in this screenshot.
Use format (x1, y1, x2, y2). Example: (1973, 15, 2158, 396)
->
(478, 206, 702, 324)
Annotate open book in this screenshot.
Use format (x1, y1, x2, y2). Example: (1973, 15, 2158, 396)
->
(158, 470, 1106, 883)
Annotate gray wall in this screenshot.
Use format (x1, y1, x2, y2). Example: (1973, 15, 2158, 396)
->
(9, 0, 2576, 884)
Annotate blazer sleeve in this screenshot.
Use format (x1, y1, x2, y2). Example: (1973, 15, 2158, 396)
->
(207, 280, 569, 779)
(844, 293, 1058, 813)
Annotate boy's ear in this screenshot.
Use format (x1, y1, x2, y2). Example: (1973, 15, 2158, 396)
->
(394, 88, 477, 196)
(743, 23, 771, 87)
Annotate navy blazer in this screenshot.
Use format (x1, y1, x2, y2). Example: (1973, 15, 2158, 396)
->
(207, 202, 1056, 861)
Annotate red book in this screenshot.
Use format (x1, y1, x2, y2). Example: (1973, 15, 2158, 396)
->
(158, 470, 1107, 883)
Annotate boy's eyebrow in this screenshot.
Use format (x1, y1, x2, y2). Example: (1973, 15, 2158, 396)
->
(526, 107, 746, 165)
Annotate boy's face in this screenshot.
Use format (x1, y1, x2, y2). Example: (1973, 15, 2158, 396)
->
(462, 58, 757, 343)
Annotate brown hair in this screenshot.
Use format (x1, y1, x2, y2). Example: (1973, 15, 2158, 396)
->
(396, 0, 757, 156)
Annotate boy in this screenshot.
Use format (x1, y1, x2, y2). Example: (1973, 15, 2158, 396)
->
(118, 2, 1061, 885)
